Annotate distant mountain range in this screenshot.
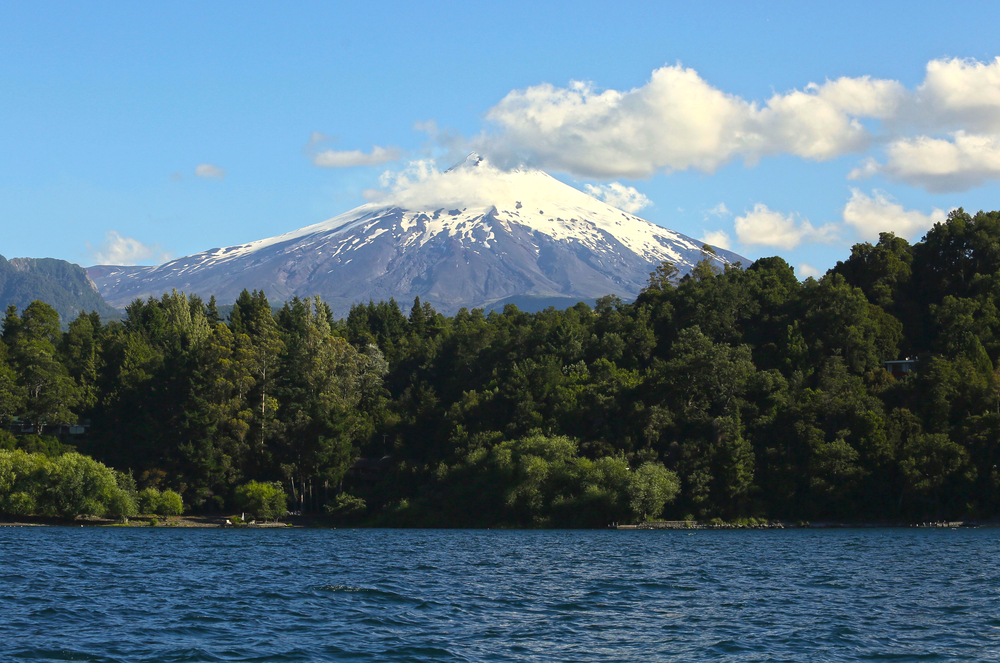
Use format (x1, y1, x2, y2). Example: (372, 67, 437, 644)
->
(0, 255, 121, 323)
(88, 155, 746, 317)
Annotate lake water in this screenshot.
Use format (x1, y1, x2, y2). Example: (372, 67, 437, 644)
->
(1, 528, 998, 661)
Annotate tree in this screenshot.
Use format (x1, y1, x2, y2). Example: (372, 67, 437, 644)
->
(627, 462, 680, 520)
(275, 298, 387, 511)
(235, 480, 287, 521)
(61, 311, 101, 410)
(0, 341, 24, 425)
(6, 302, 79, 433)
(833, 232, 913, 309)
(643, 261, 679, 294)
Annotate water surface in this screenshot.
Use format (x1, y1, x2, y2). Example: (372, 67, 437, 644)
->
(1, 528, 997, 661)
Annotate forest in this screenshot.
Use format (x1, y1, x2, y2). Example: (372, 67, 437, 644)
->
(2, 208, 1000, 526)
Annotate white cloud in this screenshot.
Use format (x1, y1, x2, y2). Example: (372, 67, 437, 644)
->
(456, 57, 1000, 193)
(706, 202, 730, 218)
(86, 231, 173, 266)
(916, 57, 1000, 132)
(478, 64, 904, 178)
(797, 263, 821, 279)
(701, 229, 732, 250)
(734, 203, 837, 250)
(842, 58, 1000, 192)
(842, 189, 948, 240)
(195, 163, 225, 179)
(750, 76, 906, 162)
(583, 182, 651, 213)
(847, 157, 880, 181)
(313, 145, 401, 168)
(855, 131, 1000, 193)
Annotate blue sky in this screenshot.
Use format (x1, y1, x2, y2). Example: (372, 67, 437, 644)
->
(3, 1, 1000, 278)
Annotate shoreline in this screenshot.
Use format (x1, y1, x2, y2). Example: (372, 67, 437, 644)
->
(1, 515, 996, 529)
(612, 519, 989, 530)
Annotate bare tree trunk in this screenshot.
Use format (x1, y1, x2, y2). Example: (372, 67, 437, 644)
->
(260, 366, 266, 453)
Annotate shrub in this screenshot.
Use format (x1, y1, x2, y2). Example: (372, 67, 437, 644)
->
(158, 490, 183, 516)
(137, 488, 160, 515)
(44, 453, 119, 519)
(105, 487, 137, 522)
(0, 450, 140, 520)
(137, 488, 185, 516)
(234, 481, 287, 521)
(1, 491, 36, 516)
(323, 493, 366, 521)
(17, 435, 75, 458)
(0, 450, 46, 516)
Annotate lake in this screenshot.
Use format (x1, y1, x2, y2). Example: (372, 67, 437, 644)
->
(1, 528, 998, 661)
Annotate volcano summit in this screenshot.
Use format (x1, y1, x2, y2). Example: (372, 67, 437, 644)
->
(89, 155, 745, 315)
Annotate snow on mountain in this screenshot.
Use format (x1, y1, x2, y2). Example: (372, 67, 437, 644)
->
(89, 155, 746, 315)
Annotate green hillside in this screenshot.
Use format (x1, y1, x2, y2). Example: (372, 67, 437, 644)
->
(0, 255, 121, 323)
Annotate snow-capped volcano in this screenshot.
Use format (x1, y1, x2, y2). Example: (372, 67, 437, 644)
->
(89, 155, 745, 315)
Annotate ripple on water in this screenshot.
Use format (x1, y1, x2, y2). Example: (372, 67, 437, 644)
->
(1, 528, 1000, 662)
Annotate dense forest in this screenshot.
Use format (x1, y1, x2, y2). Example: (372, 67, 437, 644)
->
(3, 208, 1000, 526)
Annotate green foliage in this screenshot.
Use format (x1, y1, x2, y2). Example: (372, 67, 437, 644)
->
(138, 488, 184, 516)
(234, 480, 287, 521)
(158, 490, 184, 516)
(324, 493, 367, 522)
(627, 462, 681, 520)
(12, 435, 75, 457)
(9, 209, 1000, 524)
(5, 302, 80, 433)
(0, 450, 135, 519)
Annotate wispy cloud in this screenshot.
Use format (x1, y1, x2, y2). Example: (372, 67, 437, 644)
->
(86, 231, 173, 266)
(195, 163, 226, 179)
(313, 145, 402, 168)
(705, 203, 731, 218)
(308, 131, 330, 145)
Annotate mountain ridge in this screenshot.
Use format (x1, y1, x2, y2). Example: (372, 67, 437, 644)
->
(0, 255, 122, 323)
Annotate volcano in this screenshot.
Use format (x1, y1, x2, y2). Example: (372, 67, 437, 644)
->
(89, 155, 745, 315)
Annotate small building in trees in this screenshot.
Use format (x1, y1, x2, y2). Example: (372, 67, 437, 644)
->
(884, 358, 918, 378)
